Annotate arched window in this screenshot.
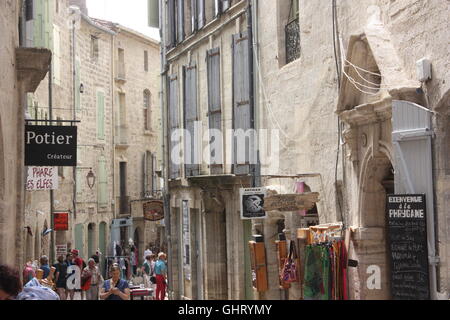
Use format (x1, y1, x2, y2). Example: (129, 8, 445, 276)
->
(143, 90, 151, 130)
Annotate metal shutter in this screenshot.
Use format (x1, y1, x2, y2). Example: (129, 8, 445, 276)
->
(177, 0, 184, 43)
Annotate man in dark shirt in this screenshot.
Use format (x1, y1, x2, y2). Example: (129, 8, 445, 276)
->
(53, 255, 68, 300)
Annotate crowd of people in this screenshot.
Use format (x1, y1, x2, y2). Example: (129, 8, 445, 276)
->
(0, 247, 168, 301)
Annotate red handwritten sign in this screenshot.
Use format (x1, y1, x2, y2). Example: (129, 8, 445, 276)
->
(54, 212, 69, 231)
(26, 167, 58, 191)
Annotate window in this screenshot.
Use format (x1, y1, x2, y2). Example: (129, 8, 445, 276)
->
(98, 156, 108, 208)
(117, 48, 125, 79)
(25, 0, 33, 21)
(143, 151, 154, 198)
(144, 50, 149, 71)
(90, 35, 99, 60)
(97, 90, 105, 140)
(143, 90, 151, 131)
(285, 0, 300, 64)
(168, 74, 180, 179)
(207, 47, 223, 174)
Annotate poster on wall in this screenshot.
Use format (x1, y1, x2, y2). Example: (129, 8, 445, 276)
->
(56, 244, 68, 257)
(25, 125, 77, 167)
(26, 167, 59, 191)
(387, 194, 430, 300)
(182, 200, 191, 281)
(240, 188, 267, 220)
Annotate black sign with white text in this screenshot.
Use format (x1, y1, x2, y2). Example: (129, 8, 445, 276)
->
(387, 194, 430, 300)
(25, 125, 77, 167)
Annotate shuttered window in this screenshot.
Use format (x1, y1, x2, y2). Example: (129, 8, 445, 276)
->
(177, 0, 184, 43)
(207, 48, 223, 174)
(191, 0, 197, 32)
(33, 0, 53, 49)
(97, 156, 108, 208)
(143, 151, 154, 198)
(232, 32, 253, 175)
(97, 91, 105, 140)
(197, 0, 205, 29)
(184, 64, 200, 177)
(53, 24, 61, 86)
(169, 75, 181, 179)
(167, 0, 176, 48)
(222, 0, 231, 12)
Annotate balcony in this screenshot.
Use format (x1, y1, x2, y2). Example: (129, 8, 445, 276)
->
(115, 125, 129, 148)
(117, 196, 130, 215)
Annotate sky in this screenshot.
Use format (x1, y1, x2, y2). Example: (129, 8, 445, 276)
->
(86, 0, 160, 41)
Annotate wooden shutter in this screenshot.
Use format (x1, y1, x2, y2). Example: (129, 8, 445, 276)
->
(97, 91, 105, 140)
(207, 48, 223, 174)
(232, 32, 253, 175)
(392, 100, 437, 277)
(97, 156, 108, 207)
(249, 241, 268, 292)
(197, 0, 205, 29)
(168, 0, 176, 48)
(222, 0, 231, 12)
(184, 64, 200, 177)
(34, 0, 44, 47)
(191, 0, 197, 32)
(177, 0, 184, 43)
(169, 75, 180, 179)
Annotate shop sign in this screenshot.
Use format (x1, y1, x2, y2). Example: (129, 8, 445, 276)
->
(26, 166, 58, 191)
(387, 194, 430, 300)
(54, 212, 69, 231)
(264, 193, 319, 212)
(25, 125, 77, 167)
(240, 188, 267, 220)
(56, 244, 68, 257)
(143, 200, 164, 221)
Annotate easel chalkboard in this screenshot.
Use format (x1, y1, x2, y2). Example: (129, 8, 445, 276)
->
(387, 194, 430, 300)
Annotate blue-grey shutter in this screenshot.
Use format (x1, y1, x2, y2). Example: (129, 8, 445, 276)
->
(214, 0, 221, 17)
(197, 0, 205, 29)
(232, 32, 253, 175)
(207, 48, 223, 174)
(177, 0, 184, 43)
(222, 0, 231, 12)
(168, 0, 176, 48)
(392, 100, 438, 296)
(169, 74, 180, 179)
(184, 64, 200, 177)
(191, 0, 197, 32)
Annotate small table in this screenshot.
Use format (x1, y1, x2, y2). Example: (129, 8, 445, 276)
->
(130, 288, 153, 300)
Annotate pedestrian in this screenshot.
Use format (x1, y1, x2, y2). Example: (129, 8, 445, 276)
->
(71, 249, 85, 300)
(82, 258, 102, 300)
(53, 255, 68, 300)
(99, 264, 130, 300)
(131, 246, 138, 276)
(0, 265, 22, 300)
(143, 248, 152, 262)
(39, 255, 50, 279)
(64, 252, 75, 300)
(22, 262, 36, 287)
(154, 252, 167, 300)
(142, 255, 153, 288)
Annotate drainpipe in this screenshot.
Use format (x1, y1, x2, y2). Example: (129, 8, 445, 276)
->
(71, 14, 77, 226)
(49, 60, 55, 264)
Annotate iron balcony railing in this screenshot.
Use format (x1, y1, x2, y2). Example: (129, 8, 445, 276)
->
(285, 17, 301, 64)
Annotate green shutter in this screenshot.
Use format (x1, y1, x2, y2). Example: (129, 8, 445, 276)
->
(74, 224, 84, 257)
(97, 156, 108, 207)
(75, 60, 81, 111)
(97, 91, 105, 140)
(33, 0, 53, 49)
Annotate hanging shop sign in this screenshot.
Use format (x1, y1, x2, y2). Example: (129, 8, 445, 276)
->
(53, 212, 69, 231)
(25, 125, 77, 167)
(387, 194, 430, 300)
(26, 166, 59, 191)
(240, 188, 267, 220)
(56, 244, 68, 257)
(264, 193, 319, 212)
(143, 200, 164, 221)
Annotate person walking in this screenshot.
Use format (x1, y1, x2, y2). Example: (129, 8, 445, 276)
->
(39, 256, 50, 279)
(142, 255, 153, 289)
(99, 264, 130, 300)
(64, 253, 75, 300)
(154, 252, 167, 300)
(82, 258, 102, 300)
(71, 249, 85, 300)
(53, 255, 68, 300)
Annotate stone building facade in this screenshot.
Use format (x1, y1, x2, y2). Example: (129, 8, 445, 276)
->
(160, 0, 449, 300)
(0, 0, 51, 267)
(21, 0, 161, 277)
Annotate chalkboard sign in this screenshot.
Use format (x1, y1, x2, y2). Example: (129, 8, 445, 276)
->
(387, 194, 430, 300)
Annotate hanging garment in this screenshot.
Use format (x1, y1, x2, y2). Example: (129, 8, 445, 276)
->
(303, 245, 330, 300)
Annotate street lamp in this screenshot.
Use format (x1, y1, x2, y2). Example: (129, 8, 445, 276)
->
(86, 168, 96, 189)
